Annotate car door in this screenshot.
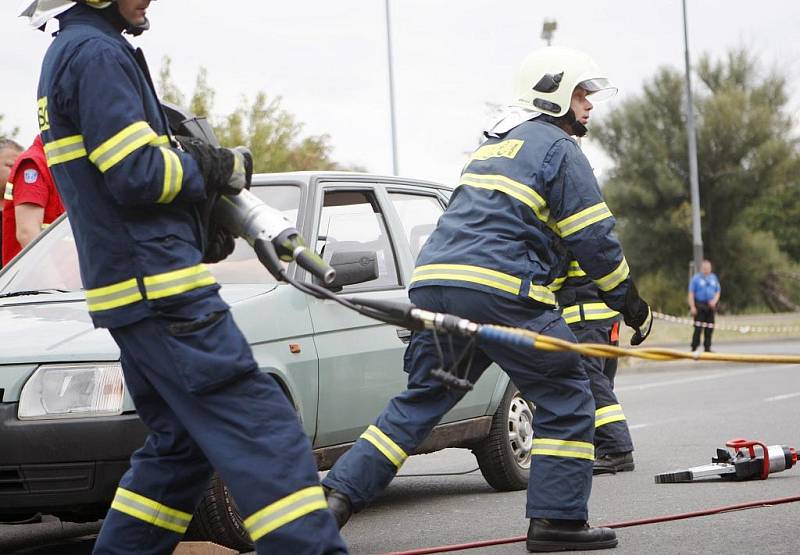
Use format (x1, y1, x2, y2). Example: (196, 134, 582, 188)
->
(309, 184, 411, 446)
(383, 187, 503, 423)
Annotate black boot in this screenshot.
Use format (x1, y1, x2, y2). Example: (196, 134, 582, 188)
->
(593, 452, 635, 475)
(527, 518, 617, 552)
(323, 487, 353, 529)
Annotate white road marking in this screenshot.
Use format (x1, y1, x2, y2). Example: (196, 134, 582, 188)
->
(615, 365, 796, 393)
(764, 392, 800, 402)
(627, 423, 650, 430)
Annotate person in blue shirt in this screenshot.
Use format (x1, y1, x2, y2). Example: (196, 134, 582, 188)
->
(688, 260, 721, 352)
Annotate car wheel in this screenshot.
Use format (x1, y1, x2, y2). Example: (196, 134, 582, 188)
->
(472, 383, 535, 491)
(186, 474, 253, 552)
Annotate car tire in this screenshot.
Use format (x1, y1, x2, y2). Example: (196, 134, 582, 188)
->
(472, 383, 535, 491)
(186, 474, 253, 552)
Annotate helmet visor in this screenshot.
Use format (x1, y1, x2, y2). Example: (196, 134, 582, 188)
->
(579, 78, 617, 102)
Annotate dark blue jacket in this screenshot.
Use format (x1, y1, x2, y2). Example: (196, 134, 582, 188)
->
(411, 118, 632, 311)
(37, 6, 224, 328)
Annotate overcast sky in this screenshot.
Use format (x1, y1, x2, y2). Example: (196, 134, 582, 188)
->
(4, 1, 800, 184)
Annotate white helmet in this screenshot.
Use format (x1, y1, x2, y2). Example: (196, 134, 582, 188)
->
(18, 1, 148, 35)
(510, 46, 617, 118)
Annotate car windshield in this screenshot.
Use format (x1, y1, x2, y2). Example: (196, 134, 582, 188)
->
(0, 184, 301, 295)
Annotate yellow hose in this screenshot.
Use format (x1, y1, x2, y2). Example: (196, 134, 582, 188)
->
(484, 325, 800, 364)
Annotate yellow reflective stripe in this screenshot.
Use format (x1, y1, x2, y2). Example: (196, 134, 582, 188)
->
(156, 147, 183, 203)
(360, 425, 408, 469)
(458, 173, 549, 223)
(562, 305, 581, 324)
(557, 202, 613, 237)
(85, 278, 143, 312)
(244, 486, 327, 542)
(150, 135, 170, 146)
(110, 487, 192, 534)
(532, 438, 594, 460)
(595, 404, 626, 428)
(548, 275, 566, 292)
(3, 182, 13, 201)
(89, 121, 157, 172)
(143, 264, 216, 300)
(568, 260, 586, 277)
(412, 264, 555, 305)
(469, 139, 525, 162)
(44, 135, 87, 166)
(595, 258, 630, 292)
(527, 283, 556, 305)
(412, 263, 522, 296)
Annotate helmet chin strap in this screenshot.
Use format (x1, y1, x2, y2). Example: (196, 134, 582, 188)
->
(538, 109, 588, 138)
(97, 2, 150, 36)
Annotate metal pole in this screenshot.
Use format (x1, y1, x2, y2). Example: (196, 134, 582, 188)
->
(385, 0, 399, 176)
(682, 0, 703, 273)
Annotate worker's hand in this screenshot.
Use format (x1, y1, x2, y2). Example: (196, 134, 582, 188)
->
(176, 136, 252, 196)
(689, 305, 697, 316)
(621, 281, 653, 346)
(202, 221, 236, 264)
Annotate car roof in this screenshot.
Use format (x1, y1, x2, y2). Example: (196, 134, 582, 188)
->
(251, 171, 453, 191)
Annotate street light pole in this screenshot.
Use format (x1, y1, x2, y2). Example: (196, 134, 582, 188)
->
(682, 0, 703, 273)
(385, 0, 399, 176)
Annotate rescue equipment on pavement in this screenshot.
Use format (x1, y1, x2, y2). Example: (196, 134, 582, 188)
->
(655, 438, 798, 483)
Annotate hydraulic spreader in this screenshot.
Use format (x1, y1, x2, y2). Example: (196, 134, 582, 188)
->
(655, 438, 798, 483)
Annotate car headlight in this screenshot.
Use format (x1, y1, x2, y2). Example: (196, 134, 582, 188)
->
(18, 363, 125, 420)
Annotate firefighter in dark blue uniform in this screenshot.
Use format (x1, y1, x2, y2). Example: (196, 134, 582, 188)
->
(22, 1, 346, 553)
(551, 258, 635, 475)
(322, 46, 653, 552)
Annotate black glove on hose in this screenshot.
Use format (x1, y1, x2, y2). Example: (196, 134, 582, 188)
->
(621, 281, 653, 346)
(176, 136, 253, 196)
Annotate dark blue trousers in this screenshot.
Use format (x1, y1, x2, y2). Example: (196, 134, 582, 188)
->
(571, 323, 634, 457)
(324, 286, 595, 520)
(93, 296, 346, 554)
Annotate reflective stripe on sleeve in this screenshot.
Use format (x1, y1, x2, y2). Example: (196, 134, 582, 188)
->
(412, 264, 556, 305)
(567, 260, 586, 277)
(561, 302, 619, 324)
(143, 264, 216, 300)
(156, 147, 183, 203)
(360, 424, 408, 469)
(244, 486, 328, 542)
(595, 404, 626, 428)
(85, 278, 143, 312)
(556, 202, 613, 237)
(89, 121, 158, 172)
(44, 135, 87, 166)
(595, 258, 630, 292)
(109, 487, 192, 534)
(531, 438, 595, 460)
(458, 173, 549, 223)
(3, 182, 13, 201)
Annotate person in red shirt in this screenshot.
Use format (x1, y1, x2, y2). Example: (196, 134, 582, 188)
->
(2, 135, 64, 265)
(0, 138, 24, 268)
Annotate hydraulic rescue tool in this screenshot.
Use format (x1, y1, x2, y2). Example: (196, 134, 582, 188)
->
(161, 102, 335, 286)
(655, 438, 798, 483)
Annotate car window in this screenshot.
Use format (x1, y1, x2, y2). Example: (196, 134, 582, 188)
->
(316, 190, 400, 291)
(387, 192, 445, 261)
(0, 185, 301, 294)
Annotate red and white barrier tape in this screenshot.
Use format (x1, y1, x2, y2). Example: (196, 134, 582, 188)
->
(653, 311, 800, 334)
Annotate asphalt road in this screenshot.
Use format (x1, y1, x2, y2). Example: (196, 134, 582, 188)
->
(3, 339, 799, 554)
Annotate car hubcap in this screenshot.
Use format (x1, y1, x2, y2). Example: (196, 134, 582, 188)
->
(507, 394, 534, 469)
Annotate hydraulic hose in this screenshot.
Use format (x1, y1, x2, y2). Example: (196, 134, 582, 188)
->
(383, 493, 800, 554)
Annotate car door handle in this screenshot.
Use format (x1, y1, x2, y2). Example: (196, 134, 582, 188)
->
(396, 328, 412, 343)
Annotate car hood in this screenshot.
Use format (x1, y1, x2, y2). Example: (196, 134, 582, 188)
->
(0, 284, 277, 365)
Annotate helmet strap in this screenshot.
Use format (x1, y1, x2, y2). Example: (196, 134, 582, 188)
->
(94, 2, 149, 36)
(538, 110, 588, 138)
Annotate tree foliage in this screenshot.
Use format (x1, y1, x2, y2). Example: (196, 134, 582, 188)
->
(157, 57, 356, 173)
(0, 114, 20, 140)
(593, 49, 800, 312)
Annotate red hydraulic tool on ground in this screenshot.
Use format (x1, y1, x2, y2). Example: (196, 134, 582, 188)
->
(655, 438, 798, 483)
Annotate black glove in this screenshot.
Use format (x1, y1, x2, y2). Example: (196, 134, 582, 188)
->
(202, 220, 236, 264)
(621, 281, 653, 346)
(176, 136, 253, 196)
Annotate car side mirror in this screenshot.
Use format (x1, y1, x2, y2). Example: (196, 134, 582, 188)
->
(323, 250, 379, 291)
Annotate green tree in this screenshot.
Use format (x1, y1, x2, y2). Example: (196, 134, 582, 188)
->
(0, 114, 20, 140)
(157, 57, 355, 173)
(593, 49, 800, 312)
